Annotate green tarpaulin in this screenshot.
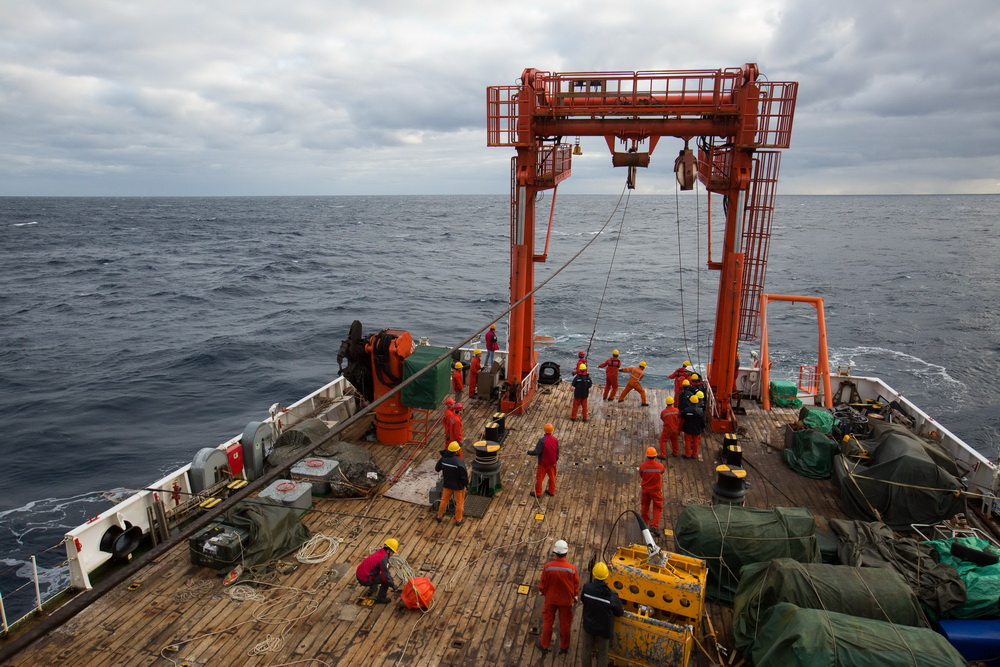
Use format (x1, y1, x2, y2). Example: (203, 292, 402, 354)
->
(674, 505, 820, 604)
(798, 405, 836, 433)
(732, 558, 927, 655)
(927, 536, 1000, 619)
(781, 428, 840, 479)
(401, 345, 451, 409)
(219, 498, 312, 568)
(748, 603, 968, 667)
(770, 380, 802, 408)
(832, 421, 966, 530)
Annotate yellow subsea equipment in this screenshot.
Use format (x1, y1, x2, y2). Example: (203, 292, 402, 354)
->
(605, 543, 707, 666)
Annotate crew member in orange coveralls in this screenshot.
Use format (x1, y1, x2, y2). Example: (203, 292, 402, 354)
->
(468, 349, 482, 400)
(443, 398, 464, 457)
(668, 361, 693, 400)
(526, 423, 559, 497)
(451, 362, 464, 401)
(639, 447, 665, 531)
(617, 361, 649, 405)
(535, 539, 579, 656)
(598, 349, 622, 401)
(659, 396, 681, 458)
(574, 350, 587, 375)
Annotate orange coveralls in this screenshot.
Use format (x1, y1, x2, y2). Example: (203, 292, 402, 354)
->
(451, 369, 463, 400)
(443, 407, 463, 458)
(617, 366, 647, 404)
(598, 356, 621, 400)
(659, 405, 681, 457)
(639, 458, 665, 529)
(668, 366, 693, 400)
(538, 556, 580, 651)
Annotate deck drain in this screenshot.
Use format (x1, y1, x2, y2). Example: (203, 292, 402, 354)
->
(451, 639, 466, 649)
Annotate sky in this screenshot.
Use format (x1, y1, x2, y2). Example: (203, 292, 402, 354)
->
(2, 1, 999, 197)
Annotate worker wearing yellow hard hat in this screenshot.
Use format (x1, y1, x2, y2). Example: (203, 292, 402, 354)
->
(451, 361, 464, 401)
(617, 360, 649, 406)
(435, 441, 469, 525)
(469, 348, 483, 401)
(680, 394, 707, 459)
(356, 537, 400, 603)
(581, 561, 624, 664)
(598, 349, 622, 401)
(659, 395, 681, 458)
(639, 446, 665, 531)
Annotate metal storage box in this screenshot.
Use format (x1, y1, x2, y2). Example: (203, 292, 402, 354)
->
(259, 479, 313, 514)
(290, 457, 340, 496)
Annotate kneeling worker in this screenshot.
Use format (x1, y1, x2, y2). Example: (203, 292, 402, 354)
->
(581, 562, 624, 667)
(356, 538, 399, 603)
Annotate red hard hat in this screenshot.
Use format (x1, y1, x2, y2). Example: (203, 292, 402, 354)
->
(578, 351, 586, 357)
(445, 397, 455, 406)
(454, 402, 464, 411)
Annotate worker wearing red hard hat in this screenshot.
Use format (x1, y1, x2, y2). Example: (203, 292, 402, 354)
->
(659, 396, 681, 458)
(639, 447, 665, 532)
(443, 398, 464, 457)
(617, 361, 649, 406)
(598, 349, 622, 401)
(526, 423, 559, 497)
(573, 350, 587, 375)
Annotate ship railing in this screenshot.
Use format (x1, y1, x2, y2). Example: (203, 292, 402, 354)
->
(0, 538, 72, 636)
(61, 375, 357, 591)
(520, 362, 540, 406)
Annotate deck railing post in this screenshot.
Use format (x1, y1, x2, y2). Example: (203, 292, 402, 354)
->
(1, 590, 8, 634)
(31, 556, 42, 613)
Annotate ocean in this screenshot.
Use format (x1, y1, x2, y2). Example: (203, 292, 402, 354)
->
(1, 193, 998, 619)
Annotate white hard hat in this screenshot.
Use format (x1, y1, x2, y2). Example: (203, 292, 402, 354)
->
(553, 539, 568, 555)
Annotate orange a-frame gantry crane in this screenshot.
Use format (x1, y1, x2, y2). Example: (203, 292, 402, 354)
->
(487, 65, 797, 431)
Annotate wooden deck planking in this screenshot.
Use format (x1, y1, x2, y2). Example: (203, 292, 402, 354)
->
(9, 381, 850, 667)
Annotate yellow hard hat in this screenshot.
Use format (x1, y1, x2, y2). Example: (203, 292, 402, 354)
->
(384, 538, 399, 552)
(592, 562, 609, 581)
(473, 348, 482, 354)
(691, 373, 700, 380)
(612, 350, 619, 356)
(544, 423, 555, 433)
(448, 441, 461, 452)
(639, 361, 647, 368)
(690, 395, 700, 403)
(682, 379, 690, 386)
(454, 362, 463, 369)
(696, 391, 704, 398)
(683, 360, 691, 366)
(666, 396, 674, 404)
(645, 446, 657, 458)
(579, 364, 587, 371)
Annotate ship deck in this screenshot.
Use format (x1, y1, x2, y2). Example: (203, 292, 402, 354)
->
(10, 382, 848, 667)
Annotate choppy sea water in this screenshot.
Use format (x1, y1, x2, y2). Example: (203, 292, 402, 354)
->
(1, 194, 998, 618)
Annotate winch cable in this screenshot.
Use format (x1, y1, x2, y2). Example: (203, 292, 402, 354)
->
(694, 180, 705, 371)
(584, 184, 631, 358)
(674, 178, 695, 364)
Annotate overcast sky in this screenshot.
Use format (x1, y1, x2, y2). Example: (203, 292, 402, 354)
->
(3, 1, 998, 196)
